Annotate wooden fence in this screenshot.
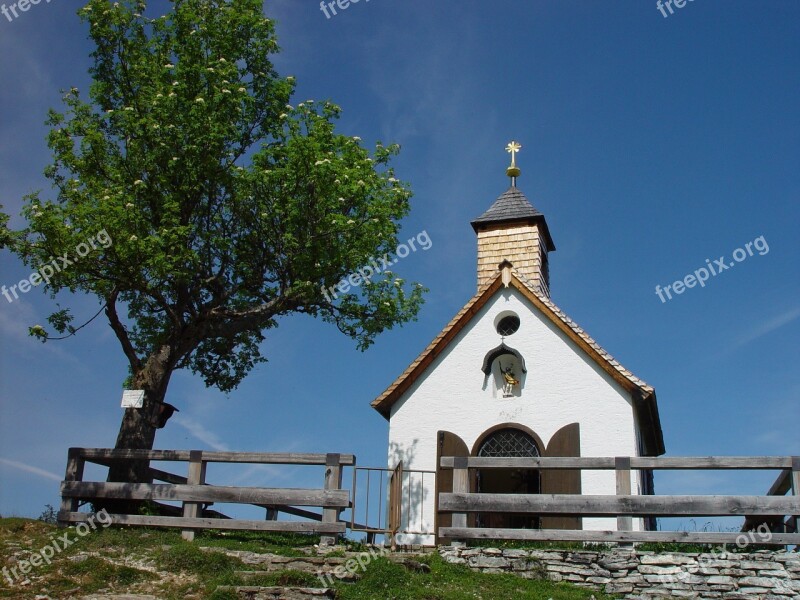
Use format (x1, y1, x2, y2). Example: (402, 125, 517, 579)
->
(58, 448, 355, 542)
(438, 455, 800, 545)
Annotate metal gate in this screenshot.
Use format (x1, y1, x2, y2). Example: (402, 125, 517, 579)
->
(349, 462, 435, 546)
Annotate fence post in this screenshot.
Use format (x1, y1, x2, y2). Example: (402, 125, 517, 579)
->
(615, 457, 632, 536)
(451, 457, 469, 547)
(321, 453, 343, 546)
(182, 450, 206, 542)
(58, 448, 86, 527)
(791, 456, 800, 534)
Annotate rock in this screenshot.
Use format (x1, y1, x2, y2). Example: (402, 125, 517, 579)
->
(706, 575, 736, 586)
(470, 555, 510, 569)
(739, 576, 779, 588)
(400, 559, 431, 573)
(640, 554, 698, 566)
(604, 583, 634, 594)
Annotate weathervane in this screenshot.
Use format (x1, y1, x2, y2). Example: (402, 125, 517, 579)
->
(506, 141, 522, 185)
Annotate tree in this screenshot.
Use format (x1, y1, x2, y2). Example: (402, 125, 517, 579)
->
(0, 208, 10, 249)
(4, 0, 425, 483)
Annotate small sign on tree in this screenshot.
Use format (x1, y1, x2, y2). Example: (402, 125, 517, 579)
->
(121, 390, 145, 409)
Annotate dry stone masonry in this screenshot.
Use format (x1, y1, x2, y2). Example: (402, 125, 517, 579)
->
(439, 546, 800, 599)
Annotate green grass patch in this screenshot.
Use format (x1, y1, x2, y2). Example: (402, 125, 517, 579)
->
(192, 529, 320, 556)
(155, 542, 242, 575)
(0, 519, 623, 600)
(61, 556, 155, 592)
(238, 568, 321, 588)
(467, 539, 615, 551)
(332, 554, 616, 600)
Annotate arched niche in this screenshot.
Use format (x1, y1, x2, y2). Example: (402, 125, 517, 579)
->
(481, 343, 527, 398)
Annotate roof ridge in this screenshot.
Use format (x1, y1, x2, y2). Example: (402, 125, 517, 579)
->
(508, 267, 654, 392)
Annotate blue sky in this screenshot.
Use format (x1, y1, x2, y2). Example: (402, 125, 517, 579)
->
(0, 0, 798, 524)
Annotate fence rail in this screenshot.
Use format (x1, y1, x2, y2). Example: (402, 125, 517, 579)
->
(438, 455, 800, 546)
(58, 448, 354, 542)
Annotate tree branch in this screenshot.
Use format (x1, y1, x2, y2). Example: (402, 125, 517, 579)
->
(106, 288, 143, 371)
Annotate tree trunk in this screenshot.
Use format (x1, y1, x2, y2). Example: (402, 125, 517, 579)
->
(107, 389, 166, 483)
(104, 350, 174, 514)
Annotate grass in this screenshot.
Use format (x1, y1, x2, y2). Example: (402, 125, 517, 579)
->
(332, 554, 615, 599)
(0, 518, 619, 599)
(466, 535, 776, 555)
(187, 529, 320, 556)
(467, 539, 615, 551)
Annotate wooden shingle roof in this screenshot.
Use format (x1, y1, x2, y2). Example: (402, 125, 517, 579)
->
(471, 187, 555, 251)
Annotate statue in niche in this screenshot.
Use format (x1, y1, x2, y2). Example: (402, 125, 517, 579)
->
(500, 362, 519, 397)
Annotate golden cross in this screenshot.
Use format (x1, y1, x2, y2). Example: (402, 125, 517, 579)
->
(506, 141, 522, 167)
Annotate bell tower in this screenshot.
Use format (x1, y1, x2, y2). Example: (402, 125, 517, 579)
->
(471, 141, 556, 296)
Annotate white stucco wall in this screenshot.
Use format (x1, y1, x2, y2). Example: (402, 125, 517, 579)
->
(386, 287, 642, 545)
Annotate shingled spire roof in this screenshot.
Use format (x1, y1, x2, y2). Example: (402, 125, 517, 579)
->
(471, 186, 555, 251)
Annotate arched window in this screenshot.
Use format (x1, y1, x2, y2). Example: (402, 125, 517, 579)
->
(475, 427, 542, 530)
(478, 428, 540, 458)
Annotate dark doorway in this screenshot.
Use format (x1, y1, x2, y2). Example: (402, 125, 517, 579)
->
(475, 427, 541, 530)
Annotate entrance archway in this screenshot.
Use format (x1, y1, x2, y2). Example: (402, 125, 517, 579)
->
(473, 425, 542, 530)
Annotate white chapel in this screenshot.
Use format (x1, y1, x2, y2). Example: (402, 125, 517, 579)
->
(371, 143, 665, 546)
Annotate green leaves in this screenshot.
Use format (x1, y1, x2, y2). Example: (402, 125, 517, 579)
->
(0, 206, 12, 250)
(5, 0, 427, 395)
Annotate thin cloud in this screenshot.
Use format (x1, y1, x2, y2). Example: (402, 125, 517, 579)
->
(174, 416, 231, 452)
(733, 306, 800, 349)
(0, 457, 62, 482)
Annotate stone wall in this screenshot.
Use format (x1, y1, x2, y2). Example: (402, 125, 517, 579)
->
(439, 546, 800, 599)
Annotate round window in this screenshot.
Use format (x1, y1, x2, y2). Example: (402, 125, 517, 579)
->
(496, 314, 520, 337)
